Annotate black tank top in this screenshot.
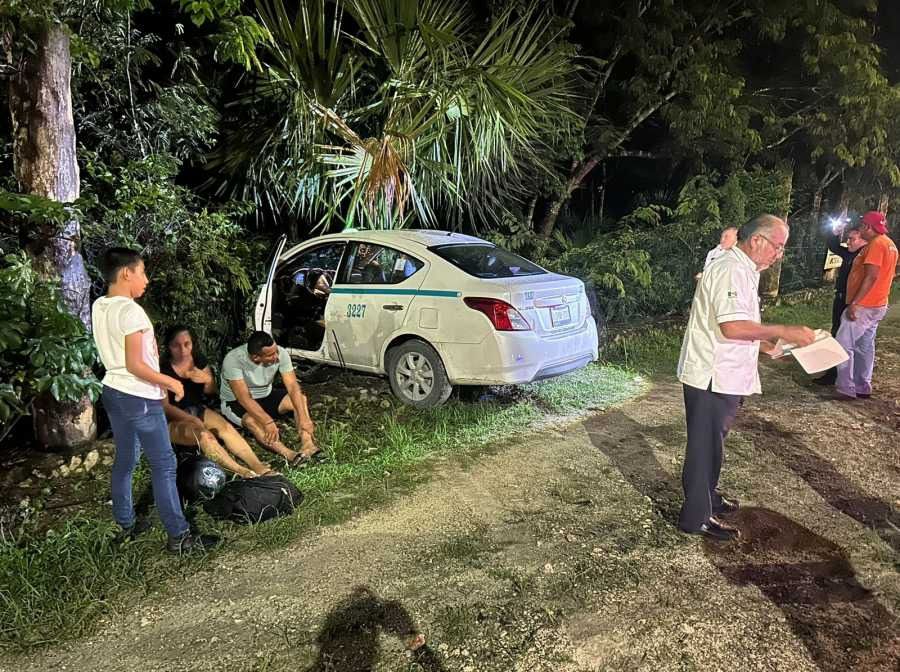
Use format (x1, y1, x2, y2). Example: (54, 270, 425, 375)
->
(159, 354, 211, 410)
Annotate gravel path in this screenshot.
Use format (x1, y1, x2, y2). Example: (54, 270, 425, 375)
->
(3, 305, 898, 672)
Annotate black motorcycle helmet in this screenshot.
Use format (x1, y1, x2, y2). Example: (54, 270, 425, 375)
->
(177, 455, 227, 503)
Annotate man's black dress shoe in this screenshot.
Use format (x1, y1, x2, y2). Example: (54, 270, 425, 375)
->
(713, 494, 740, 515)
(681, 517, 740, 542)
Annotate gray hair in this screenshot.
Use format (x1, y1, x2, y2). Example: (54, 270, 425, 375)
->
(738, 214, 787, 242)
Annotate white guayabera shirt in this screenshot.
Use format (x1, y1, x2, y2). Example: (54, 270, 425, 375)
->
(703, 244, 729, 270)
(677, 246, 762, 396)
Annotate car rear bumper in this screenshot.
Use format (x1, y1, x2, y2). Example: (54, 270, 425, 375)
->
(435, 319, 599, 385)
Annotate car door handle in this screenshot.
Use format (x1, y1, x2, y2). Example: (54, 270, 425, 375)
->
(383, 304, 405, 311)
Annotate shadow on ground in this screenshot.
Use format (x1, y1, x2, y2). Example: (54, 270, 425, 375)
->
(583, 406, 899, 672)
(307, 586, 446, 672)
(739, 412, 900, 555)
(706, 507, 900, 672)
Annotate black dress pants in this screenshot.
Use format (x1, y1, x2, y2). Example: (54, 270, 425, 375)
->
(818, 293, 847, 383)
(830, 292, 846, 337)
(679, 383, 743, 532)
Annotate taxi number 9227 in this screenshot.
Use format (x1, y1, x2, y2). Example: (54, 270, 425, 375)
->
(346, 303, 367, 318)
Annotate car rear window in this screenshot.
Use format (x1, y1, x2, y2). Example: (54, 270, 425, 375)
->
(429, 244, 546, 279)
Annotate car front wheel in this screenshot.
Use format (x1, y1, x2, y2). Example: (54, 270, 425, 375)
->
(386, 340, 453, 408)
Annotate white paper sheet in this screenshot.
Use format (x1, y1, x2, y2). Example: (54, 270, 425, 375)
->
(774, 329, 849, 374)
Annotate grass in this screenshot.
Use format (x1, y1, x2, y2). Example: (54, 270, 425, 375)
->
(433, 524, 494, 564)
(760, 289, 833, 329)
(0, 363, 642, 653)
(602, 325, 683, 375)
(603, 290, 834, 375)
(0, 291, 837, 656)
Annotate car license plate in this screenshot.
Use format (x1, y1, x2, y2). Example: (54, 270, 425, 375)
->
(550, 305, 572, 326)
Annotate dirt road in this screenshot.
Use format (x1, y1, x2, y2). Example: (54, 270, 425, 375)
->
(4, 306, 898, 672)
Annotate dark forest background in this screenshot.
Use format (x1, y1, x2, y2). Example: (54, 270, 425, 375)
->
(2, 0, 899, 448)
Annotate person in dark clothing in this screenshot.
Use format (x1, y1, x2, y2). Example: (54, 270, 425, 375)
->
(161, 325, 276, 478)
(816, 225, 867, 384)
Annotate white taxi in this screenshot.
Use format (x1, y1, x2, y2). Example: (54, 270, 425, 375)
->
(254, 230, 599, 407)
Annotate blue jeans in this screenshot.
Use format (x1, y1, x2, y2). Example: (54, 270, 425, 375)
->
(102, 387, 189, 537)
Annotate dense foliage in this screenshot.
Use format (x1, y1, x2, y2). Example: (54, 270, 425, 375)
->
(212, 0, 579, 230)
(0, 252, 100, 440)
(79, 155, 263, 355)
(1, 0, 899, 446)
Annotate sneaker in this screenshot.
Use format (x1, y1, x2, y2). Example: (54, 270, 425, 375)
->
(166, 531, 222, 555)
(114, 517, 152, 543)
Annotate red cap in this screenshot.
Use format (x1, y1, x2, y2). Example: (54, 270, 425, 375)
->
(861, 211, 888, 234)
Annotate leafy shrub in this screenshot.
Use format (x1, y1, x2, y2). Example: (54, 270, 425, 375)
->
(0, 252, 100, 440)
(80, 154, 266, 359)
(493, 168, 794, 324)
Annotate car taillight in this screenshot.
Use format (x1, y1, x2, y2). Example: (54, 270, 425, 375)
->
(464, 297, 531, 331)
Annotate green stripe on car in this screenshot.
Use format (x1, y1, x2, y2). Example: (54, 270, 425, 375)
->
(330, 288, 461, 297)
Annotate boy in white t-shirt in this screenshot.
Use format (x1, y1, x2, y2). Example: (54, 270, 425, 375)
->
(92, 248, 219, 554)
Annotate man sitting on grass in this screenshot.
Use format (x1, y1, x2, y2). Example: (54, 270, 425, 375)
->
(219, 331, 323, 467)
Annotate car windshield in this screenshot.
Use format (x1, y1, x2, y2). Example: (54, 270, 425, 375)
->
(429, 244, 546, 279)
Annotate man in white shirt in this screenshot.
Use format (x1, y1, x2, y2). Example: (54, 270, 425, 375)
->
(703, 227, 738, 271)
(677, 214, 815, 541)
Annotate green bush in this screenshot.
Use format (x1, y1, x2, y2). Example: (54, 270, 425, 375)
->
(0, 252, 100, 439)
(493, 168, 794, 324)
(80, 154, 266, 359)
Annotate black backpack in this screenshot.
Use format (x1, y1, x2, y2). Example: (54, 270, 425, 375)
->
(203, 474, 303, 524)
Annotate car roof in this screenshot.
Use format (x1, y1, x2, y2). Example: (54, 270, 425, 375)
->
(303, 229, 488, 248)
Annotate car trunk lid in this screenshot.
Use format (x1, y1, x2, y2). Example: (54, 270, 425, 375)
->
(506, 274, 587, 336)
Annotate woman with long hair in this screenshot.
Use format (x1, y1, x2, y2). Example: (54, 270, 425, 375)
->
(160, 325, 275, 478)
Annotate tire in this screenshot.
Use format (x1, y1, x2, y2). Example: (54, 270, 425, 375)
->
(386, 340, 453, 408)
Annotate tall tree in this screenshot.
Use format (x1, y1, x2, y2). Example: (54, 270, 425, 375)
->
(3, 6, 95, 446)
(537, 0, 900, 242)
(748, 0, 900, 273)
(537, 0, 774, 237)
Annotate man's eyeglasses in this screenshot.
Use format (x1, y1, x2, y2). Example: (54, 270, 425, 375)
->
(756, 233, 785, 254)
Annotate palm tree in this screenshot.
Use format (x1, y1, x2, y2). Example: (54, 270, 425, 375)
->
(211, 0, 579, 231)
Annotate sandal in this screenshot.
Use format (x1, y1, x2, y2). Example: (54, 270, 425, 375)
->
(288, 452, 313, 468)
(288, 450, 327, 468)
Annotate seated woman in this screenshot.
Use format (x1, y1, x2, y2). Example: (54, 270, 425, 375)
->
(160, 325, 275, 479)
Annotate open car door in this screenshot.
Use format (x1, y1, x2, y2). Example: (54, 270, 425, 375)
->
(254, 234, 287, 334)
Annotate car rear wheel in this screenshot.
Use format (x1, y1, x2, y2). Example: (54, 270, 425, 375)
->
(386, 340, 453, 408)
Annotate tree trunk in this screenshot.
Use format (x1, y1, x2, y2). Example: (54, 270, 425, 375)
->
(539, 197, 566, 238)
(806, 184, 824, 276)
(877, 191, 889, 215)
(759, 167, 793, 298)
(524, 195, 538, 228)
(539, 156, 601, 237)
(8, 25, 96, 448)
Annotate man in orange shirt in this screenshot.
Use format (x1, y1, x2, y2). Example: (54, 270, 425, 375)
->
(835, 211, 898, 399)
